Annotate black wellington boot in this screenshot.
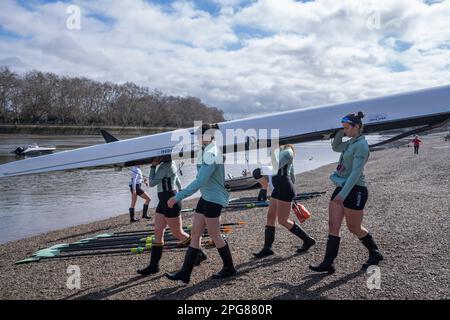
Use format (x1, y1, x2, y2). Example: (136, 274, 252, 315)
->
(165, 246, 199, 284)
(253, 226, 275, 258)
(360, 233, 384, 269)
(195, 249, 208, 266)
(129, 208, 139, 223)
(181, 236, 207, 266)
(309, 235, 340, 274)
(212, 242, 237, 279)
(289, 222, 316, 252)
(257, 189, 268, 202)
(142, 204, 151, 219)
(137, 243, 162, 275)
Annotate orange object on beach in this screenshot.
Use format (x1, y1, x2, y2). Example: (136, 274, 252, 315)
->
(292, 202, 311, 223)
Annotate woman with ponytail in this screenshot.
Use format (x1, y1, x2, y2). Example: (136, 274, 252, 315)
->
(253, 144, 316, 258)
(136, 157, 207, 276)
(309, 112, 383, 274)
(165, 123, 236, 284)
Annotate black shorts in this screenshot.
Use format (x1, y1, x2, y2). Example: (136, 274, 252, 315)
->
(331, 185, 368, 210)
(156, 191, 181, 218)
(271, 175, 295, 202)
(195, 197, 223, 218)
(129, 184, 145, 196)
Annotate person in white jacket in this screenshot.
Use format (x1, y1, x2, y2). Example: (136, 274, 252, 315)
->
(129, 165, 151, 222)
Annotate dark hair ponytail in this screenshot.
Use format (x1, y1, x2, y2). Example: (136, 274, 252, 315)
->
(197, 123, 220, 141)
(342, 111, 365, 127)
(200, 123, 219, 134)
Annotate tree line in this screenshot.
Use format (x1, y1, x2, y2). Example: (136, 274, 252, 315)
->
(0, 66, 225, 127)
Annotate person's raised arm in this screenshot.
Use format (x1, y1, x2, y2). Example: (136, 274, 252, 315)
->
(331, 130, 349, 152)
(148, 162, 171, 187)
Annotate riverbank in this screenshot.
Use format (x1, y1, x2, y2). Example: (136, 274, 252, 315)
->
(0, 124, 177, 135)
(0, 132, 448, 300)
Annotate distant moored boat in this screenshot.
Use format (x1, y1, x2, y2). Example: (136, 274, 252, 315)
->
(12, 144, 56, 156)
(225, 171, 260, 192)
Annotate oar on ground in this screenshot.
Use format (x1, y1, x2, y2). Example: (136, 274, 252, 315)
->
(37, 227, 234, 253)
(17, 235, 228, 265)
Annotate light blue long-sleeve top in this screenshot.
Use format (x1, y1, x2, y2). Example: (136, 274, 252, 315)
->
(330, 130, 370, 199)
(272, 147, 296, 183)
(149, 161, 182, 193)
(175, 141, 229, 207)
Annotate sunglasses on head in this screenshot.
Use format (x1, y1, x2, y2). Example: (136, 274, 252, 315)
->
(341, 117, 356, 125)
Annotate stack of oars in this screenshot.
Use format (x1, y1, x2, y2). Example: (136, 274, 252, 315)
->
(15, 222, 246, 264)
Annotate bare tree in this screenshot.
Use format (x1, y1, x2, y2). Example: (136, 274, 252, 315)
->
(0, 66, 225, 127)
(0, 66, 20, 122)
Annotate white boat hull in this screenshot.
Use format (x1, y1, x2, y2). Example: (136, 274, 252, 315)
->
(1, 85, 450, 178)
(21, 147, 56, 155)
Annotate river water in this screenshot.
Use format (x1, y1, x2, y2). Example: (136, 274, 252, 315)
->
(0, 133, 385, 244)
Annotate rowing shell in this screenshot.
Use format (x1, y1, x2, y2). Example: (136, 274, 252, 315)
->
(1, 85, 449, 178)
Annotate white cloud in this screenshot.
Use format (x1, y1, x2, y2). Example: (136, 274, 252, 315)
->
(0, 0, 449, 120)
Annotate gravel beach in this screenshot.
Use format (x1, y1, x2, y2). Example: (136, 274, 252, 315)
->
(0, 132, 449, 300)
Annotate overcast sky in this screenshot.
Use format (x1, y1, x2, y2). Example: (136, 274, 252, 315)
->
(1, 0, 449, 119)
